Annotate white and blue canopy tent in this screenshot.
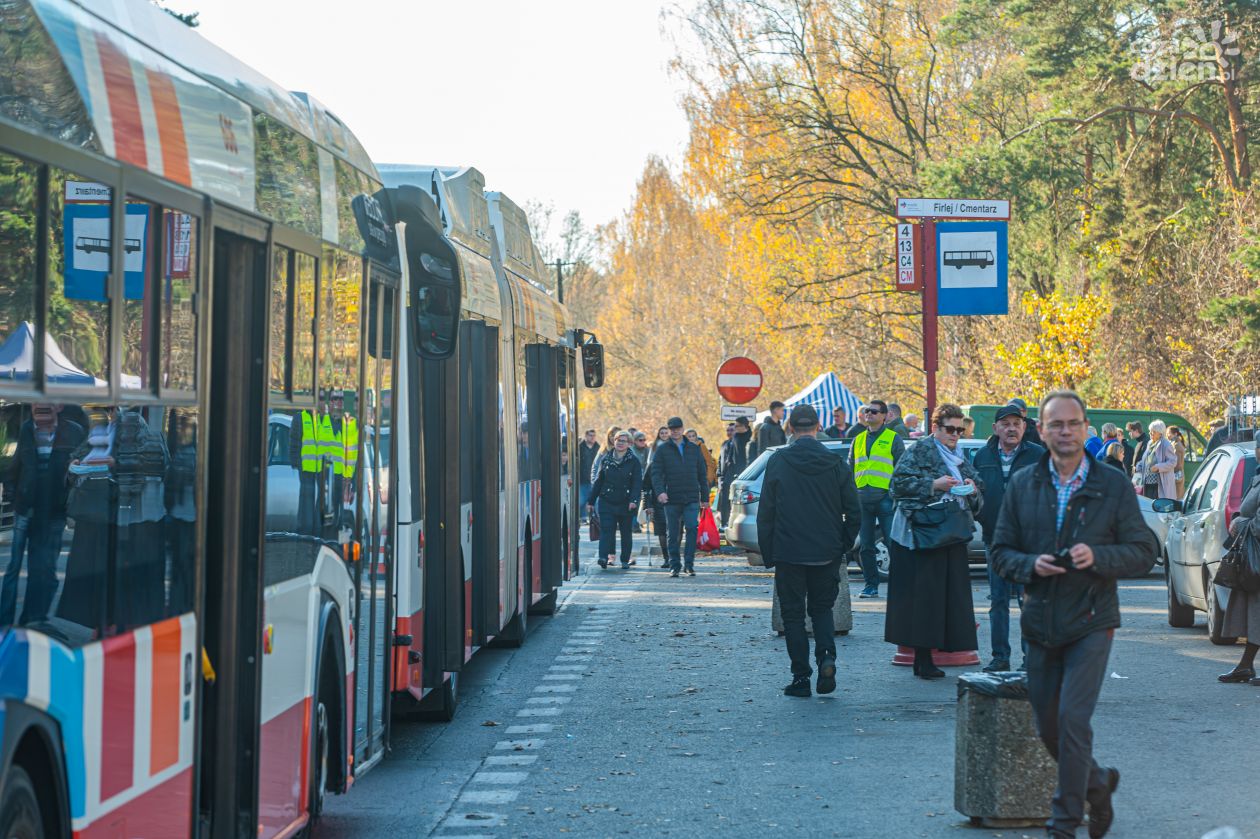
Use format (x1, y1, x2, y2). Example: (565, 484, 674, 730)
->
(756, 371, 864, 427)
(0, 321, 103, 385)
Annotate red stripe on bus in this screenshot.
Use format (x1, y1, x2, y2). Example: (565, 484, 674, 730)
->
(73, 766, 193, 839)
(94, 34, 148, 170)
(149, 617, 182, 775)
(100, 632, 137, 801)
(256, 697, 309, 839)
(145, 69, 191, 185)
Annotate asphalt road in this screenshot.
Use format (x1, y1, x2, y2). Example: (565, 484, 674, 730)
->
(320, 537, 1260, 839)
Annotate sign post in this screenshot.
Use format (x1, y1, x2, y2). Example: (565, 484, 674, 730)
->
(895, 199, 1010, 420)
(716, 357, 763, 424)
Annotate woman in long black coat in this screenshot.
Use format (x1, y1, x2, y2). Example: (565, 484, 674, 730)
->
(588, 431, 642, 569)
(884, 403, 982, 679)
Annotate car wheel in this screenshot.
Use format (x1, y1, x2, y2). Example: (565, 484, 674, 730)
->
(1165, 562, 1195, 628)
(875, 540, 890, 583)
(1206, 577, 1238, 646)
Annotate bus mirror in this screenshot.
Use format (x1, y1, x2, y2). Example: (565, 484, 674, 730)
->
(581, 341, 604, 389)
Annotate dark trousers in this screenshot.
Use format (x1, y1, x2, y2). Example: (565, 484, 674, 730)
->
(650, 503, 668, 558)
(1026, 629, 1115, 835)
(857, 491, 893, 587)
(774, 562, 840, 676)
(0, 513, 65, 626)
(717, 481, 732, 528)
(664, 501, 699, 571)
(596, 501, 634, 565)
(986, 546, 1026, 663)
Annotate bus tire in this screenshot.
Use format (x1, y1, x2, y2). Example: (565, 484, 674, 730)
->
(304, 637, 341, 834)
(417, 672, 459, 722)
(0, 765, 45, 839)
(529, 590, 557, 617)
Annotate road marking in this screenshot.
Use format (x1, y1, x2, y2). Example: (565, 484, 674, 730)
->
(533, 684, 577, 693)
(495, 739, 544, 750)
(555, 654, 592, 662)
(525, 696, 571, 704)
(505, 724, 554, 734)
(459, 789, 520, 805)
(548, 664, 586, 671)
(484, 754, 538, 766)
(516, 707, 562, 717)
(472, 771, 529, 784)
(542, 674, 580, 681)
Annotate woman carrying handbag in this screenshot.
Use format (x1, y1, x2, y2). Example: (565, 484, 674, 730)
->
(1218, 471, 1260, 685)
(587, 431, 642, 569)
(884, 403, 983, 679)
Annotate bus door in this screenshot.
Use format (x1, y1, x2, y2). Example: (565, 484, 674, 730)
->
(421, 354, 465, 687)
(558, 347, 580, 579)
(203, 217, 270, 836)
(524, 343, 562, 610)
(461, 321, 502, 645)
(353, 265, 399, 770)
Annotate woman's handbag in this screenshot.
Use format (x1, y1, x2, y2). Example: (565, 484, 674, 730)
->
(908, 498, 974, 550)
(588, 514, 601, 542)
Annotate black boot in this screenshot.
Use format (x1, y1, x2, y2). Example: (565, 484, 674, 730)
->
(912, 647, 945, 680)
(783, 675, 811, 697)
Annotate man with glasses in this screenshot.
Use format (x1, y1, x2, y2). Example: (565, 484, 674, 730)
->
(849, 400, 904, 598)
(992, 391, 1156, 839)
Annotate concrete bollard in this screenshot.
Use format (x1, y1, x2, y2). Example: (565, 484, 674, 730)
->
(954, 672, 1057, 828)
(771, 579, 853, 636)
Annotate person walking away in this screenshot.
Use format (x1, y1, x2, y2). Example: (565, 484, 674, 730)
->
(748, 401, 787, 461)
(1007, 398, 1044, 447)
(992, 391, 1157, 839)
(824, 407, 851, 439)
(1084, 426, 1103, 458)
(687, 428, 718, 491)
(587, 431, 642, 569)
(1167, 426, 1187, 498)
(973, 405, 1045, 672)
(884, 403, 982, 679)
(757, 404, 861, 697)
(1133, 420, 1176, 500)
(1101, 442, 1126, 472)
(578, 429, 601, 522)
(0, 404, 85, 627)
(887, 403, 910, 437)
(650, 417, 709, 577)
(849, 399, 904, 598)
(1218, 471, 1260, 685)
(1126, 421, 1148, 466)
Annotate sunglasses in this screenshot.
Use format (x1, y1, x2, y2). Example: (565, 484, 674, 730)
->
(939, 424, 965, 434)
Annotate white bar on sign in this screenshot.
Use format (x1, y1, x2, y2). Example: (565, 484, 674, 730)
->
(895, 197, 1010, 219)
(716, 373, 762, 387)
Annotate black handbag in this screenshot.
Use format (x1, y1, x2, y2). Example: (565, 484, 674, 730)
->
(908, 498, 974, 550)
(1218, 528, 1260, 593)
(588, 515, 601, 542)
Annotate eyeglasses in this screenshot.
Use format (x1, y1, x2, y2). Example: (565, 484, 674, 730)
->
(939, 424, 965, 435)
(1045, 420, 1086, 433)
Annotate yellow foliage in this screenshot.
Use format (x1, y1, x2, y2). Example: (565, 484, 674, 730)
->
(995, 291, 1108, 394)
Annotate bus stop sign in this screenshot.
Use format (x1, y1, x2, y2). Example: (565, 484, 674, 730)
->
(716, 357, 762, 404)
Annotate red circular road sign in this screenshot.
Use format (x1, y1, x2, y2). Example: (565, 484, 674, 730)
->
(715, 357, 763, 404)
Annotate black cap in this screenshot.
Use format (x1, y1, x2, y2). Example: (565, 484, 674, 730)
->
(788, 403, 819, 429)
(994, 405, 1023, 422)
(667, 416, 684, 429)
(1007, 397, 1027, 411)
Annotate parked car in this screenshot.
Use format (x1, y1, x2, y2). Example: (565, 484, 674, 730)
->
(1136, 494, 1171, 568)
(1155, 441, 1256, 644)
(725, 437, 987, 578)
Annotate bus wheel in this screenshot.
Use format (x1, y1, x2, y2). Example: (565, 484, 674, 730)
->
(309, 699, 329, 821)
(418, 672, 459, 722)
(529, 590, 558, 617)
(0, 765, 45, 839)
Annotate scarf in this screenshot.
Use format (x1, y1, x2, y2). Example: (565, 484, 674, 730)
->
(934, 437, 964, 481)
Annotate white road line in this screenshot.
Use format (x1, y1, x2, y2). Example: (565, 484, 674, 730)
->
(516, 707, 562, 717)
(494, 739, 544, 750)
(542, 674, 580, 681)
(505, 724, 554, 734)
(555, 655, 592, 662)
(525, 696, 571, 704)
(472, 771, 529, 784)
(459, 789, 520, 805)
(548, 664, 586, 671)
(484, 754, 539, 766)
(533, 684, 577, 693)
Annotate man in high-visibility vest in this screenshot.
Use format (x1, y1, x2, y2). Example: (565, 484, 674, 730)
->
(292, 405, 323, 536)
(847, 399, 905, 599)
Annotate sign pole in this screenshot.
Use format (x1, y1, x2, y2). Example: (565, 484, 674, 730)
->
(922, 219, 938, 421)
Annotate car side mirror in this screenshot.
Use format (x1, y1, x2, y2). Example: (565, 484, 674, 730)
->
(1152, 498, 1181, 514)
(580, 339, 605, 389)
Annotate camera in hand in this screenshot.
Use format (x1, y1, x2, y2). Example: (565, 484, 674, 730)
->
(1051, 547, 1076, 571)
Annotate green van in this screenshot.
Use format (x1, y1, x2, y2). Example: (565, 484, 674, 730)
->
(962, 404, 1209, 483)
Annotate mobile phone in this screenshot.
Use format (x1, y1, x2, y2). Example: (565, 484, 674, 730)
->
(1052, 548, 1075, 571)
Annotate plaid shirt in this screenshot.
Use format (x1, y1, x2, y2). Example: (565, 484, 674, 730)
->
(1049, 456, 1090, 534)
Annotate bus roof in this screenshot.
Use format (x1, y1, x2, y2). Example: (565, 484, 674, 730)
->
(5, 0, 378, 239)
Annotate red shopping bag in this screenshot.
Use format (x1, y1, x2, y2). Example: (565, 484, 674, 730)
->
(696, 506, 721, 552)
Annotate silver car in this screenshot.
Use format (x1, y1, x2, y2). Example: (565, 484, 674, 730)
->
(1156, 441, 1256, 644)
(725, 437, 987, 576)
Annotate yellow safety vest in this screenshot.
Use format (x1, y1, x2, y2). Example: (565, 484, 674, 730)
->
(336, 416, 359, 478)
(318, 414, 339, 474)
(300, 412, 321, 473)
(853, 428, 896, 490)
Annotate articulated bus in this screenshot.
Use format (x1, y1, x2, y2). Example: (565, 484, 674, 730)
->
(0, 0, 603, 836)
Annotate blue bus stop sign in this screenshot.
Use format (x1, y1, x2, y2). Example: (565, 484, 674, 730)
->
(936, 221, 1008, 316)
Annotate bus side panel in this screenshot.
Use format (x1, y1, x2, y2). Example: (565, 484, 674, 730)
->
(420, 357, 464, 682)
(466, 323, 503, 645)
(525, 344, 562, 597)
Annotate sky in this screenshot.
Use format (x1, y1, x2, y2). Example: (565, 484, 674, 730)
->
(164, 0, 693, 239)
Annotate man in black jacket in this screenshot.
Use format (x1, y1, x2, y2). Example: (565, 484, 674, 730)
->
(650, 417, 709, 577)
(747, 401, 786, 462)
(578, 429, 600, 523)
(992, 391, 1157, 839)
(717, 418, 751, 528)
(823, 406, 851, 439)
(973, 405, 1045, 672)
(757, 404, 861, 697)
(1007, 397, 1044, 447)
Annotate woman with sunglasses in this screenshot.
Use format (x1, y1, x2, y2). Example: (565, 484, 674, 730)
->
(884, 403, 983, 679)
(588, 431, 643, 568)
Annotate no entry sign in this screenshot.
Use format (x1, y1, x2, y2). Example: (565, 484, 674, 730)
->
(716, 357, 762, 404)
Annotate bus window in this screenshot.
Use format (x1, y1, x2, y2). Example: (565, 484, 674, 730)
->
(0, 152, 39, 343)
(293, 253, 317, 402)
(122, 197, 162, 392)
(270, 246, 294, 399)
(162, 210, 199, 392)
(48, 167, 112, 387)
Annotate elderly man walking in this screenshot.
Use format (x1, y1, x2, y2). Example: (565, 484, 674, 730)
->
(757, 404, 861, 697)
(650, 417, 709, 577)
(992, 391, 1157, 839)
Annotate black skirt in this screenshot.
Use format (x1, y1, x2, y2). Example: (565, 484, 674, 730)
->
(883, 539, 978, 651)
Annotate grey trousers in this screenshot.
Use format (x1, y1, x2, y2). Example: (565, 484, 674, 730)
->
(1025, 629, 1114, 835)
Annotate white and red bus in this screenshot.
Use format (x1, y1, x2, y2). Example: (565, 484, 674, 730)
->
(376, 165, 599, 719)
